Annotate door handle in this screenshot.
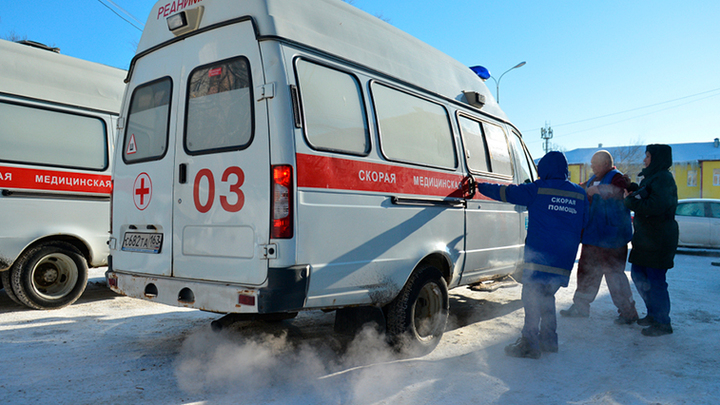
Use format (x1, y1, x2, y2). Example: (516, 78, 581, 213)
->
(179, 163, 187, 184)
(462, 175, 476, 199)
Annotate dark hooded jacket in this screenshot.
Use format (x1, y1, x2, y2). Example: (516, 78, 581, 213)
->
(624, 144, 679, 269)
(476, 151, 589, 287)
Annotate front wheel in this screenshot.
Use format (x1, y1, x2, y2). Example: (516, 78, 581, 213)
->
(384, 265, 449, 356)
(10, 242, 88, 310)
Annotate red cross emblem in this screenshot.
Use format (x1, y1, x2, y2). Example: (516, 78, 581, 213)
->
(133, 172, 152, 210)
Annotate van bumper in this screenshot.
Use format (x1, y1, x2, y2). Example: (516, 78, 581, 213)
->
(106, 264, 310, 314)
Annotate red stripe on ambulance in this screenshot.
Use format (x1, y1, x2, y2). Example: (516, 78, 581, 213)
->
(296, 153, 465, 198)
(0, 165, 112, 194)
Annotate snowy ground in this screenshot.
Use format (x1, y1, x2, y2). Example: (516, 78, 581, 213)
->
(1, 248, 719, 405)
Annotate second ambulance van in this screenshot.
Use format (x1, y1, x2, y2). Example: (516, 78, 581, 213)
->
(0, 39, 125, 309)
(107, 0, 538, 354)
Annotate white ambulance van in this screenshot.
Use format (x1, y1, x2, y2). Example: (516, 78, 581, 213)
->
(0, 39, 126, 309)
(108, 0, 537, 354)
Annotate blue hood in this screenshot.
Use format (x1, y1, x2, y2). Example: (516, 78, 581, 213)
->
(537, 151, 569, 181)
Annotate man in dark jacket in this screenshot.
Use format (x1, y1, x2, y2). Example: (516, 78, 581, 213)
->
(624, 144, 678, 337)
(477, 151, 588, 358)
(560, 150, 639, 323)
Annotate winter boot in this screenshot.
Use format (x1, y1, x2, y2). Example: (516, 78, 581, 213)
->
(614, 315, 639, 325)
(641, 323, 673, 337)
(540, 341, 559, 353)
(559, 304, 589, 318)
(505, 337, 541, 359)
(539, 331, 559, 353)
(637, 315, 656, 326)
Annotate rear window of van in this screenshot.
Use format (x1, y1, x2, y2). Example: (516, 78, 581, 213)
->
(123, 77, 172, 163)
(185, 57, 254, 155)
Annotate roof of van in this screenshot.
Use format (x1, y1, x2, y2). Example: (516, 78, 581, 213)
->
(0, 39, 126, 114)
(139, 0, 509, 122)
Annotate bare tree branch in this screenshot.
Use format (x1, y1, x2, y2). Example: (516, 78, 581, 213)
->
(2, 30, 28, 42)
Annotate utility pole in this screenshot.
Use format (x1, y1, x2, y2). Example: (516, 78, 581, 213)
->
(540, 123, 553, 154)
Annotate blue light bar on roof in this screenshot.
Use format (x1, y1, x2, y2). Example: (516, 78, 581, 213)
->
(470, 66, 491, 80)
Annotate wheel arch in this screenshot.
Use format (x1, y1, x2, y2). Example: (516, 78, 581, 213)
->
(414, 251, 453, 287)
(374, 251, 454, 309)
(20, 235, 92, 266)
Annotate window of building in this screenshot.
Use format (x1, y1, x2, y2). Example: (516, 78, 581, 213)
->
(0, 101, 108, 170)
(373, 83, 455, 169)
(296, 59, 369, 155)
(713, 169, 720, 186)
(687, 170, 698, 187)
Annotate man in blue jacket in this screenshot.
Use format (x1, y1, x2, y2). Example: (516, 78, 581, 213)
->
(477, 151, 588, 359)
(560, 150, 638, 324)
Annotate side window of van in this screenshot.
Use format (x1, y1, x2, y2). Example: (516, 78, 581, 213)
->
(296, 59, 369, 155)
(373, 83, 456, 169)
(185, 57, 253, 154)
(509, 131, 535, 183)
(0, 101, 107, 170)
(123, 78, 172, 163)
(457, 115, 490, 173)
(483, 122, 512, 176)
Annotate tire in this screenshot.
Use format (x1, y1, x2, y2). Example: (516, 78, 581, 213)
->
(10, 242, 88, 310)
(384, 265, 449, 356)
(2, 269, 24, 305)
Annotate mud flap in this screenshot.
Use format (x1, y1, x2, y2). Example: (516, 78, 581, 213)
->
(257, 265, 310, 313)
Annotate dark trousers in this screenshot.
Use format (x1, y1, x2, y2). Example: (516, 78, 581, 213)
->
(573, 244, 638, 318)
(522, 281, 562, 349)
(630, 264, 671, 325)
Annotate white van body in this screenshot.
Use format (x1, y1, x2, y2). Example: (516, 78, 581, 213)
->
(108, 0, 537, 353)
(0, 39, 126, 309)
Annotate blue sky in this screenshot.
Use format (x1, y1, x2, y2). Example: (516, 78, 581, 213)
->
(2, 0, 719, 159)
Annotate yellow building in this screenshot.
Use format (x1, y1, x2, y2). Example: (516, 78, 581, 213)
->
(560, 140, 720, 199)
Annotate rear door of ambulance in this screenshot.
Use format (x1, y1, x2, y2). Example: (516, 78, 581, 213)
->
(113, 20, 270, 286)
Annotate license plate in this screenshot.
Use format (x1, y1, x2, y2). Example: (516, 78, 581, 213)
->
(122, 232, 163, 254)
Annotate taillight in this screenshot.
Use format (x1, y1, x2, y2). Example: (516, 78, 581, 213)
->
(107, 274, 118, 288)
(271, 165, 293, 238)
(109, 179, 114, 234)
(238, 294, 255, 306)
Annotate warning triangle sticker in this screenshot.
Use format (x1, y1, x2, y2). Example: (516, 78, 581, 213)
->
(126, 133, 137, 155)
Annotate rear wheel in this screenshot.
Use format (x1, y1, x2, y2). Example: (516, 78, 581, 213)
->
(1, 269, 23, 305)
(10, 242, 88, 310)
(384, 265, 449, 356)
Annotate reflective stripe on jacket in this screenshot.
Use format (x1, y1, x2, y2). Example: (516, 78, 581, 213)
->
(477, 151, 588, 287)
